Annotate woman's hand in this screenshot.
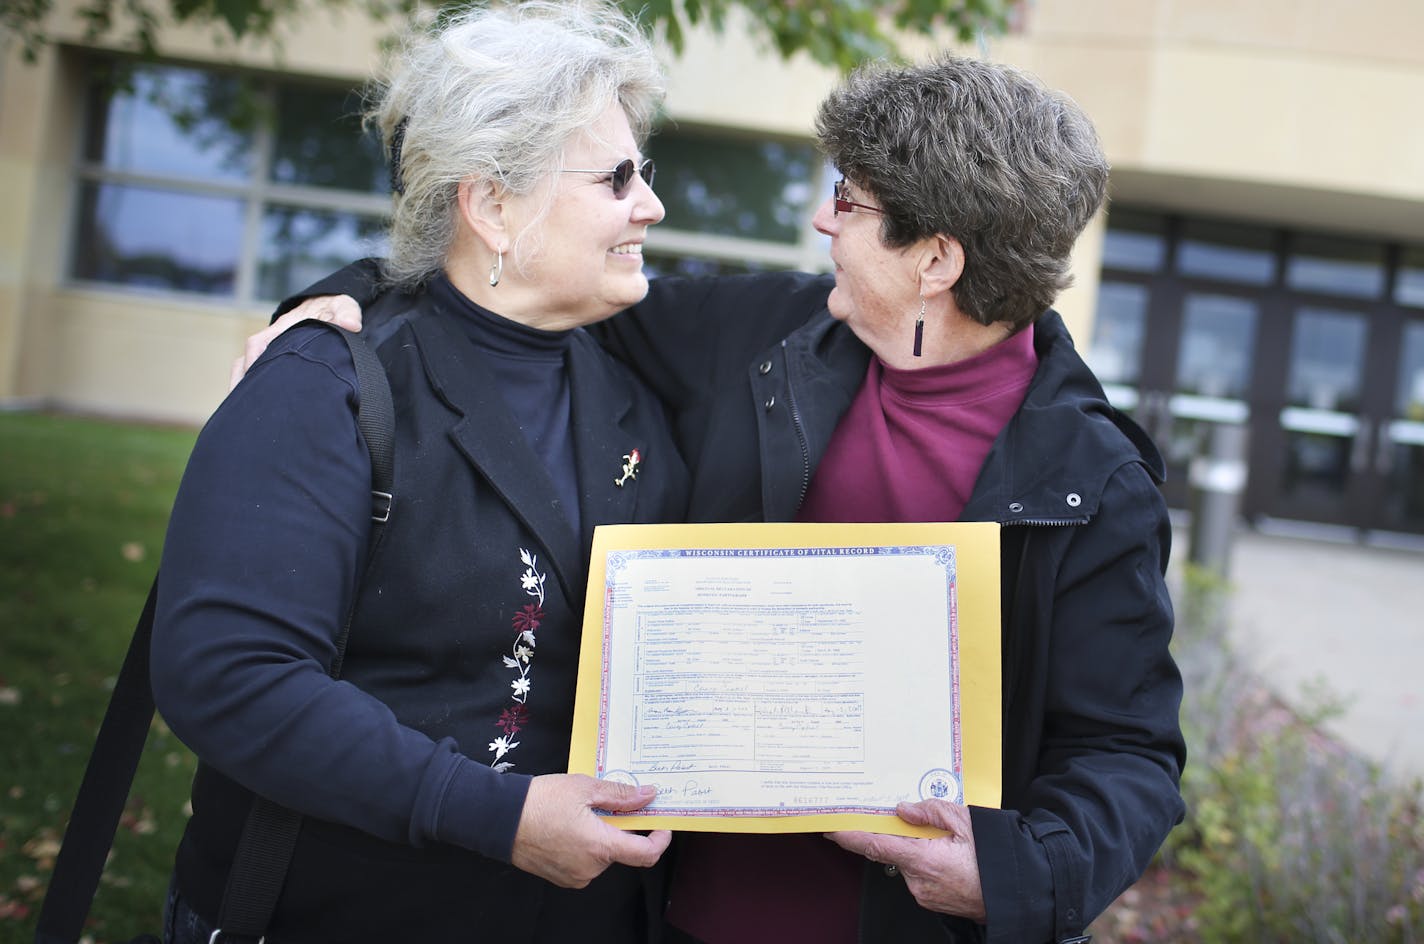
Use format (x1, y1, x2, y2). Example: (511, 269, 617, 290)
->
(230, 295, 364, 391)
(511, 773, 671, 888)
(827, 799, 986, 922)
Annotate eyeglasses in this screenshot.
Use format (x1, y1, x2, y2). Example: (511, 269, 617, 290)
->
(833, 178, 883, 216)
(561, 158, 655, 199)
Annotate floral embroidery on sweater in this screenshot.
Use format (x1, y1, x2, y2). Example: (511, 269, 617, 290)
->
(489, 548, 545, 772)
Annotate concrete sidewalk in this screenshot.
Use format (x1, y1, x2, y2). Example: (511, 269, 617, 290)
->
(1169, 524, 1424, 780)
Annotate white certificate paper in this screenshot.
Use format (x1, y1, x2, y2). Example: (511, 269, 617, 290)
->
(569, 522, 1001, 836)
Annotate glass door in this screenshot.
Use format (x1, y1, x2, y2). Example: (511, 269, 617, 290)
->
(1156, 292, 1259, 508)
(1093, 209, 1424, 539)
(1375, 320, 1424, 535)
(1259, 307, 1371, 526)
(1087, 283, 1260, 509)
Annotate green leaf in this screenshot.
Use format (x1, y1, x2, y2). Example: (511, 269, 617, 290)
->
(5, 0, 1013, 78)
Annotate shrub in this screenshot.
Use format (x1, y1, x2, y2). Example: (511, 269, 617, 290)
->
(1160, 566, 1424, 944)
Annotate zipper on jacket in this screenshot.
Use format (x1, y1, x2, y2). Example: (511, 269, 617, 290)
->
(780, 340, 814, 507)
(1003, 517, 1089, 528)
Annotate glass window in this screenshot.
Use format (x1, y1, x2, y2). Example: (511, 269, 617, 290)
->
(257, 207, 388, 301)
(72, 57, 388, 304)
(1176, 220, 1275, 285)
(1397, 322, 1424, 420)
(1176, 293, 1259, 399)
(1286, 307, 1368, 413)
(1286, 235, 1386, 299)
(649, 129, 818, 243)
(1087, 281, 1149, 385)
(81, 63, 258, 183)
(1101, 210, 1167, 272)
(270, 86, 387, 194)
(71, 182, 244, 295)
(71, 57, 826, 303)
(1397, 247, 1424, 308)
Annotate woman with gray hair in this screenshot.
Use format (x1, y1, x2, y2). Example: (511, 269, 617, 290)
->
(257, 52, 1184, 944)
(150, 3, 686, 942)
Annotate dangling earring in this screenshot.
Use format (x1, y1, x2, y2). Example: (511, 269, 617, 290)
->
(912, 297, 926, 358)
(489, 250, 504, 288)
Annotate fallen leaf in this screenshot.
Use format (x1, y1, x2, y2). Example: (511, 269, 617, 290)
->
(119, 806, 157, 836)
(21, 834, 59, 870)
(0, 688, 20, 706)
(120, 542, 146, 562)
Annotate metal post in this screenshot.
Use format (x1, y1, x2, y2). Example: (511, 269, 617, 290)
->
(1187, 422, 1250, 578)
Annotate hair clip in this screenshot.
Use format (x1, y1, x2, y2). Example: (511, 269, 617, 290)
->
(389, 117, 410, 195)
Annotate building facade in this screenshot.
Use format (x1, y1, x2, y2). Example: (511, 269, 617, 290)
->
(3, 0, 1423, 543)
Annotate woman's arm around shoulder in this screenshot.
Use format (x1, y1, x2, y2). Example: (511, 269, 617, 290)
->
(588, 270, 835, 408)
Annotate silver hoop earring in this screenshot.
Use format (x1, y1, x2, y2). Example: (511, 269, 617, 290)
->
(489, 251, 504, 288)
(912, 297, 926, 358)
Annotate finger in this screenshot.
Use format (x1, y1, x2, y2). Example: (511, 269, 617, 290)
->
(826, 829, 917, 868)
(286, 296, 362, 332)
(274, 306, 319, 331)
(327, 295, 364, 331)
(242, 323, 283, 371)
(602, 823, 672, 869)
(587, 779, 659, 813)
(824, 829, 876, 856)
(896, 799, 969, 835)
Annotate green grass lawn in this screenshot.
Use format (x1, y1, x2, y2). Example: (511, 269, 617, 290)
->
(1, 411, 199, 943)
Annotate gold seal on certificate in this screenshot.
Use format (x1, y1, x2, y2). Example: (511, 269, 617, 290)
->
(568, 522, 1002, 838)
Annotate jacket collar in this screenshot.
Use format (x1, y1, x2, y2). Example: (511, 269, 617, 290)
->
(780, 306, 1164, 528)
(960, 310, 1166, 526)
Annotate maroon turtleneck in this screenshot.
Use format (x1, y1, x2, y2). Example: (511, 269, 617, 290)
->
(666, 325, 1038, 944)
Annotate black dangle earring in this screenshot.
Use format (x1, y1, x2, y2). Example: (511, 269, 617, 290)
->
(913, 297, 926, 357)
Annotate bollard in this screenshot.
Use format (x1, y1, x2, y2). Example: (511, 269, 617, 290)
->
(1187, 422, 1250, 579)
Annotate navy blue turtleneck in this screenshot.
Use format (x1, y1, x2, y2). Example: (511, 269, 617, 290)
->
(429, 276, 580, 537)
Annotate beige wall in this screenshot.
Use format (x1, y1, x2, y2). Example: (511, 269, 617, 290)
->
(0, 45, 62, 408)
(996, 0, 1424, 240)
(2, 0, 1423, 423)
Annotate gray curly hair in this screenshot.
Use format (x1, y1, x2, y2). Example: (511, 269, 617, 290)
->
(815, 55, 1108, 331)
(370, 1, 665, 287)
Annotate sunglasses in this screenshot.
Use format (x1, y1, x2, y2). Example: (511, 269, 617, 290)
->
(561, 158, 656, 199)
(833, 178, 883, 216)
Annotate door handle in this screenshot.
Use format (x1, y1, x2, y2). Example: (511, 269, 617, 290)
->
(1376, 420, 1394, 476)
(1349, 420, 1373, 475)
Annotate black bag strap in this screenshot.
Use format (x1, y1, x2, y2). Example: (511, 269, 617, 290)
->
(35, 325, 394, 944)
(34, 581, 160, 944)
(214, 324, 394, 942)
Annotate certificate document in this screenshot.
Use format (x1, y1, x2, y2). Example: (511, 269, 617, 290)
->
(569, 522, 1001, 837)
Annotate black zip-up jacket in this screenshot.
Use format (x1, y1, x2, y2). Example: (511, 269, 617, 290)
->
(598, 272, 1186, 944)
(285, 263, 1187, 944)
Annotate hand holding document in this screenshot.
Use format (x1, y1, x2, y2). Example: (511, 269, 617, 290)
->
(569, 522, 1001, 837)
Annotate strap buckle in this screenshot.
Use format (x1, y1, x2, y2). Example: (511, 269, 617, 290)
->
(209, 931, 265, 944)
(371, 489, 393, 523)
